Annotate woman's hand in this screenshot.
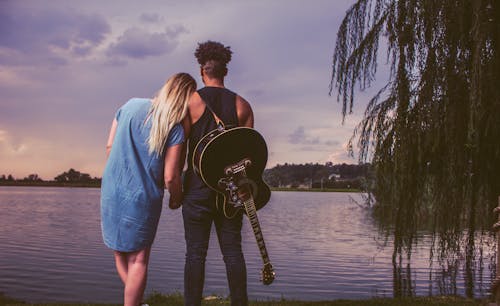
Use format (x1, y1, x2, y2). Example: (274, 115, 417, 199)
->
(164, 143, 183, 207)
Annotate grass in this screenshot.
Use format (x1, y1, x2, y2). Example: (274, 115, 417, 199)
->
(1, 292, 491, 306)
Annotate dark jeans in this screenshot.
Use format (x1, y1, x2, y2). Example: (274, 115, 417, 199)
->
(182, 196, 248, 306)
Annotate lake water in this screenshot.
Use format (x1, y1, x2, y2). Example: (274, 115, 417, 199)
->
(0, 186, 493, 303)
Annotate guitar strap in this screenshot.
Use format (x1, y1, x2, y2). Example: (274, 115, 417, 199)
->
(200, 99, 231, 214)
(203, 100, 226, 130)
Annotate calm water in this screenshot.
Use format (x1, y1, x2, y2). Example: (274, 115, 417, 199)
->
(0, 186, 492, 303)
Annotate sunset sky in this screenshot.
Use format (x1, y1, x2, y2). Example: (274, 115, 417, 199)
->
(0, 0, 375, 180)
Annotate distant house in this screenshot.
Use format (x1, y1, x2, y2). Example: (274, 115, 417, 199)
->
(328, 173, 341, 180)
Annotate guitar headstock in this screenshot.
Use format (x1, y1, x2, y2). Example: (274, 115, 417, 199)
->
(261, 263, 275, 285)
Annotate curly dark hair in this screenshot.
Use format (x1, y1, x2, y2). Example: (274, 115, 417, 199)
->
(194, 40, 232, 66)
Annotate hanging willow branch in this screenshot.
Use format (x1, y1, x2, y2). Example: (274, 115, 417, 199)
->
(330, 0, 500, 292)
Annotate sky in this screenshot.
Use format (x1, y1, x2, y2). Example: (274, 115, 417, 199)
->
(0, 0, 373, 180)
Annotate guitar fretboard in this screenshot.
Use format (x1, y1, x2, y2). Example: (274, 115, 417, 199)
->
(241, 179, 271, 266)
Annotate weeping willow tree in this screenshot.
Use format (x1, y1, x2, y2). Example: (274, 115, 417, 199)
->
(330, 0, 500, 297)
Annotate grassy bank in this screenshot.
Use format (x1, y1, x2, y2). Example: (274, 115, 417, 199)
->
(1, 292, 489, 306)
(144, 293, 488, 306)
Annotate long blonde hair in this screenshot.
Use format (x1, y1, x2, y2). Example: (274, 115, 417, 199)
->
(147, 73, 196, 155)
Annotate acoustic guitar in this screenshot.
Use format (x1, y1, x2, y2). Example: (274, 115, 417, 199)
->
(192, 126, 275, 285)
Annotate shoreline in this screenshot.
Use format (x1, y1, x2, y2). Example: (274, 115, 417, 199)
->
(0, 182, 361, 193)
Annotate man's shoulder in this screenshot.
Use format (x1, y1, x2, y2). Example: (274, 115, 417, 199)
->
(235, 93, 254, 127)
(216, 87, 249, 106)
(188, 91, 203, 107)
(235, 94, 252, 109)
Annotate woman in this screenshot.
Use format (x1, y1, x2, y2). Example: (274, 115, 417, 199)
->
(100, 73, 196, 306)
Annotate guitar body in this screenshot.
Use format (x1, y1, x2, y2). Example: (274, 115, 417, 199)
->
(193, 127, 271, 215)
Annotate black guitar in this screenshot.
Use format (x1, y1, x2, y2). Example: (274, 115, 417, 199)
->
(193, 126, 275, 285)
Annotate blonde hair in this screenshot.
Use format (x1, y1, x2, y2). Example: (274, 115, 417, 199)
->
(147, 73, 196, 155)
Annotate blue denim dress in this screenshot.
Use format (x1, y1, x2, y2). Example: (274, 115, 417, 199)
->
(100, 98, 184, 252)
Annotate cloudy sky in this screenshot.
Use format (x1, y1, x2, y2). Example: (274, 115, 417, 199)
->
(0, 0, 372, 180)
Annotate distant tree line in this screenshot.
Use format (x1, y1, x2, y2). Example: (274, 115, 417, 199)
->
(0, 173, 43, 182)
(1, 164, 369, 190)
(263, 162, 370, 189)
(53, 168, 100, 183)
(0, 168, 101, 187)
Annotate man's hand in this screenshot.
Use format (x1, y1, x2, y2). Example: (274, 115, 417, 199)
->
(169, 197, 182, 209)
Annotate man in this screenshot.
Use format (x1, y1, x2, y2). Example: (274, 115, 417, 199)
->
(181, 40, 253, 306)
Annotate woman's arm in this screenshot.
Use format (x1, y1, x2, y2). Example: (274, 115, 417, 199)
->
(179, 115, 191, 171)
(164, 143, 183, 209)
(105, 118, 118, 158)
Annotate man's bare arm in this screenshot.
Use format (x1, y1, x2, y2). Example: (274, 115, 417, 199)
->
(236, 95, 254, 128)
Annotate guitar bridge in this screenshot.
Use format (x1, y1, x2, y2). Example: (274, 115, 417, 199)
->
(224, 158, 252, 175)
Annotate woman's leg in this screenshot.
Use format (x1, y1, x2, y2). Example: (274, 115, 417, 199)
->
(114, 251, 128, 284)
(123, 246, 152, 306)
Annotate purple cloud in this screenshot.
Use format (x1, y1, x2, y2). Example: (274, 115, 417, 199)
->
(289, 126, 320, 145)
(106, 26, 187, 59)
(165, 25, 189, 37)
(140, 13, 162, 23)
(289, 126, 339, 149)
(0, 3, 110, 66)
(325, 140, 340, 146)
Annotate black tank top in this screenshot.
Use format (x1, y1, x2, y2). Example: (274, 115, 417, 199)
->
(184, 87, 239, 200)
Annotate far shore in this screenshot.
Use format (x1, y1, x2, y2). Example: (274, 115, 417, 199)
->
(271, 187, 361, 192)
(0, 181, 361, 192)
(0, 181, 101, 188)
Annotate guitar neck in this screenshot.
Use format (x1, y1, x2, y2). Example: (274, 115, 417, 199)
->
(242, 195, 271, 266)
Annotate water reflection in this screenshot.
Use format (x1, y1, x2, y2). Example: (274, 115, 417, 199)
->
(0, 187, 494, 303)
(372, 204, 496, 299)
